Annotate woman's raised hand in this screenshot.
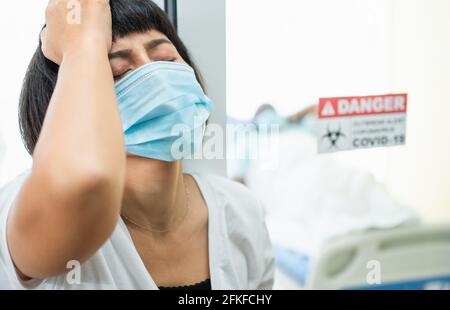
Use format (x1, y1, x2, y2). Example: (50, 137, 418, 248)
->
(41, 0, 112, 64)
(8, 0, 126, 280)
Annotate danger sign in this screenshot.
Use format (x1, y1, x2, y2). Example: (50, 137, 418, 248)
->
(317, 94, 407, 153)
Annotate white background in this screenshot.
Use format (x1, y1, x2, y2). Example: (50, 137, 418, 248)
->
(226, 0, 450, 221)
(0, 0, 228, 185)
(227, 0, 393, 182)
(227, 0, 394, 119)
(0, 0, 449, 222)
(0, 1, 47, 186)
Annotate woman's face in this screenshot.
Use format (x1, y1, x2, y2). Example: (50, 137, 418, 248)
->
(109, 29, 187, 82)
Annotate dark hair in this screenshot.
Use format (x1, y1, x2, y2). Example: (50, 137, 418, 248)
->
(19, 0, 203, 155)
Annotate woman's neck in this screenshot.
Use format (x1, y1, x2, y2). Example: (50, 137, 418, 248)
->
(121, 156, 187, 234)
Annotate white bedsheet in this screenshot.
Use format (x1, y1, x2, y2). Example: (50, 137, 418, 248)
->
(246, 129, 417, 257)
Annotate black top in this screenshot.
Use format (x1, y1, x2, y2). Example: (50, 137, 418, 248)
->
(159, 279, 212, 291)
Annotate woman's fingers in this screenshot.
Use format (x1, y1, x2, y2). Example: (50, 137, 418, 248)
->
(40, 27, 52, 62)
(40, 27, 59, 64)
(42, 0, 112, 64)
(40, 27, 46, 47)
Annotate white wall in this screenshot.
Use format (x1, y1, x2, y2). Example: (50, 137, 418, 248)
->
(153, 0, 164, 9)
(178, 0, 228, 176)
(227, 0, 394, 182)
(387, 0, 450, 222)
(226, 0, 450, 222)
(0, 0, 47, 186)
(227, 0, 394, 119)
(0, 0, 228, 186)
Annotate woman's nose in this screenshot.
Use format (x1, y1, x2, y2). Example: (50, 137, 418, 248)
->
(131, 51, 153, 70)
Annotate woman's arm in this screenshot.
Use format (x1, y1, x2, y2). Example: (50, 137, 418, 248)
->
(7, 0, 126, 279)
(287, 104, 318, 123)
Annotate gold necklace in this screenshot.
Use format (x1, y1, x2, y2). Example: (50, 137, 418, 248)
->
(121, 180, 191, 233)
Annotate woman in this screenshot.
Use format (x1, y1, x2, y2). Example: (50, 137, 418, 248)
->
(0, 0, 274, 290)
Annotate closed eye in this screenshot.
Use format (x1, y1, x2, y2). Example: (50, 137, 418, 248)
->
(114, 70, 131, 82)
(113, 58, 178, 81)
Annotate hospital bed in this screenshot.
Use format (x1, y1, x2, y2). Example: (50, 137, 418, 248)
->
(274, 224, 450, 290)
(229, 115, 450, 290)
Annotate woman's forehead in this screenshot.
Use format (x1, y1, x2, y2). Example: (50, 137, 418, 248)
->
(112, 29, 168, 48)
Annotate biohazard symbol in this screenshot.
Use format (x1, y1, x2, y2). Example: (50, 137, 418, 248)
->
(321, 124, 346, 150)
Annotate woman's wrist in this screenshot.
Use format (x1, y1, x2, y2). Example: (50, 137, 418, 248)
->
(61, 35, 110, 64)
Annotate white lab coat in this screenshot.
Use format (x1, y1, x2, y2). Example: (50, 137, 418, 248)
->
(0, 171, 275, 290)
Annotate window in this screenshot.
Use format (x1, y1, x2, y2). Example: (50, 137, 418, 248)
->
(226, 0, 394, 181)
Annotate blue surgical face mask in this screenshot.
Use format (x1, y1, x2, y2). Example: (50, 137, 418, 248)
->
(115, 61, 213, 161)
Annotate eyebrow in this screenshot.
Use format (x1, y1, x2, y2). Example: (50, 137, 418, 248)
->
(108, 38, 174, 60)
(146, 38, 173, 50)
